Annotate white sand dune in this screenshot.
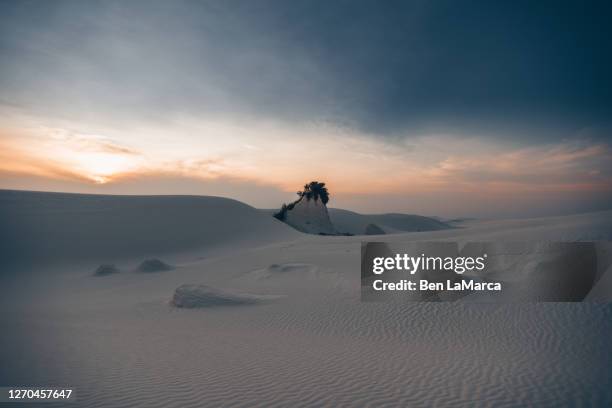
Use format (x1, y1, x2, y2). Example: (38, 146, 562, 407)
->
(1, 191, 611, 407)
(283, 196, 336, 235)
(0, 190, 298, 266)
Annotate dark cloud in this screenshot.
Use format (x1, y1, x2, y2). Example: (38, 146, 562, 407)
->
(0, 0, 611, 140)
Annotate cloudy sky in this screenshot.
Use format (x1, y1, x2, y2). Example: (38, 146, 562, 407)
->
(0, 0, 611, 217)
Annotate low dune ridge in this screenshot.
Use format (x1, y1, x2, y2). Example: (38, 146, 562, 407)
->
(172, 284, 281, 308)
(0, 189, 299, 265)
(93, 264, 120, 277)
(136, 258, 173, 273)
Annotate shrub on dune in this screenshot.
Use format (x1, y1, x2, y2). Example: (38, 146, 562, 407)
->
(93, 264, 120, 276)
(137, 258, 173, 273)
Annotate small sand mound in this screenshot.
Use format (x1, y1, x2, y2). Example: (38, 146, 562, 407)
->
(172, 284, 279, 308)
(93, 264, 120, 276)
(137, 258, 173, 273)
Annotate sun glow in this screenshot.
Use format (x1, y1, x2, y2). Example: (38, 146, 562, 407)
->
(69, 152, 140, 184)
(0, 125, 146, 185)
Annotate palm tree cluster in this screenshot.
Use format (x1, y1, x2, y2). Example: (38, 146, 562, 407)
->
(273, 181, 330, 221)
(297, 181, 329, 204)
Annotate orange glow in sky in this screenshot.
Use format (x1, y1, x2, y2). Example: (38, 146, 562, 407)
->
(1, 113, 611, 216)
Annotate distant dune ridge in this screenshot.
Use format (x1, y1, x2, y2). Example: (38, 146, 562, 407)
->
(328, 208, 451, 235)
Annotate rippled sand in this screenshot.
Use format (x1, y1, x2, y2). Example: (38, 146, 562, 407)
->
(1, 191, 611, 407)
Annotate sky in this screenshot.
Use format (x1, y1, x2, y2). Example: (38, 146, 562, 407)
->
(0, 0, 611, 217)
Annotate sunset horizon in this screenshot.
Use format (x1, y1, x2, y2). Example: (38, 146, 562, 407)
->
(2, 2, 612, 408)
(1, 1, 611, 218)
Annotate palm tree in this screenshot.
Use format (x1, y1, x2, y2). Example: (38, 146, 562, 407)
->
(298, 181, 329, 205)
(275, 181, 331, 221)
